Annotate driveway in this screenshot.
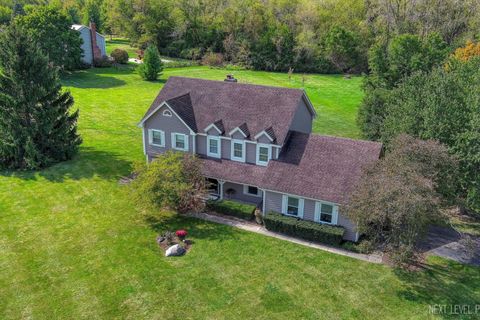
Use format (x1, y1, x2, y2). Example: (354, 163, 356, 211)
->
(419, 225, 480, 266)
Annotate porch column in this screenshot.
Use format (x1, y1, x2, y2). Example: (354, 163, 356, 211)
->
(219, 180, 225, 200)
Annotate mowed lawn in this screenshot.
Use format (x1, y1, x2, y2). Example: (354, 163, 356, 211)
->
(0, 66, 479, 319)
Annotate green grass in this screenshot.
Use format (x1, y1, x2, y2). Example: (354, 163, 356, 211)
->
(105, 37, 138, 57)
(0, 65, 478, 319)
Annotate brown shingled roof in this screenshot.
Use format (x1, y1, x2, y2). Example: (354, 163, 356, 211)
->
(200, 131, 382, 205)
(140, 77, 311, 145)
(263, 132, 382, 204)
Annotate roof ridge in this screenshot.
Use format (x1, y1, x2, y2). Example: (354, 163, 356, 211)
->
(168, 76, 305, 93)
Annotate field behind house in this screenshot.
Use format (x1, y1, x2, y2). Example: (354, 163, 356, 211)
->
(0, 65, 478, 319)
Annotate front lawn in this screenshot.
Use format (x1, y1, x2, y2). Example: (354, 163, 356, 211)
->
(0, 66, 478, 319)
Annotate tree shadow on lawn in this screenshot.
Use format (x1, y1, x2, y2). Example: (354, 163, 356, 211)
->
(0, 147, 132, 183)
(144, 213, 239, 242)
(394, 259, 480, 319)
(62, 68, 129, 89)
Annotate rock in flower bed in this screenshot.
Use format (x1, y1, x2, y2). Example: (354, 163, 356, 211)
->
(156, 230, 192, 256)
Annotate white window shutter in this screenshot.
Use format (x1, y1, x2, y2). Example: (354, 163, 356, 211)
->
(298, 199, 304, 219)
(161, 131, 165, 146)
(184, 134, 189, 151)
(332, 205, 339, 225)
(171, 133, 175, 148)
(281, 195, 287, 214)
(148, 129, 153, 144)
(314, 202, 320, 222)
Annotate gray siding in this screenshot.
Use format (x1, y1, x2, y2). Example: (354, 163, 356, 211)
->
(223, 182, 262, 205)
(79, 28, 93, 64)
(144, 104, 193, 157)
(289, 99, 313, 134)
(257, 134, 271, 144)
(221, 139, 231, 159)
(231, 131, 245, 140)
(263, 190, 357, 241)
(78, 27, 107, 64)
(196, 135, 207, 156)
(246, 143, 256, 164)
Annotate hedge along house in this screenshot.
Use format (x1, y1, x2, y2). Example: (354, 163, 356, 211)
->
(138, 76, 382, 241)
(71, 22, 106, 65)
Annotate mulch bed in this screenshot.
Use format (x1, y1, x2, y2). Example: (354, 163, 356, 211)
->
(157, 236, 193, 253)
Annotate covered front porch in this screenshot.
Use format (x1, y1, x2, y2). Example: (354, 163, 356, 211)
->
(206, 178, 263, 207)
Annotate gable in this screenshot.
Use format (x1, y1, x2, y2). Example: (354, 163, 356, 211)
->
(143, 103, 192, 134)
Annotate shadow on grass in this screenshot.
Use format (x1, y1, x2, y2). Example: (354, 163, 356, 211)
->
(0, 147, 132, 182)
(394, 258, 480, 319)
(144, 212, 238, 242)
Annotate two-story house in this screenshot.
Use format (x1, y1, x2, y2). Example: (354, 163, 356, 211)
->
(138, 76, 382, 241)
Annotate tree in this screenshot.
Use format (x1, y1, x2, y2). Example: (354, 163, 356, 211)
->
(82, 0, 103, 32)
(323, 26, 361, 73)
(14, 6, 83, 70)
(130, 151, 207, 213)
(0, 24, 81, 170)
(138, 44, 163, 81)
(357, 33, 448, 140)
(381, 58, 480, 213)
(346, 135, 457, 265)
(452, 41, 480, 62)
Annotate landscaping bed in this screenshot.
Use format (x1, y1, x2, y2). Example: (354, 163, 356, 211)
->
(206, 199, 256, 221)
(264, 211, 345, 245)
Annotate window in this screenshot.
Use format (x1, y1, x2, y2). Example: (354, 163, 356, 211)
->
(171, 133, 189, 151)
(149, 129, 165, 147)
(320, 204, 333, 223)
(231, 140, 245, 162)
(243, 185, 261, 197)
(282, 195, 304, 218)
(256, 144, 271, 165)
(162, 109, 172, 117)
(315, 202, 338, 225)
(207, 136, 221, 158)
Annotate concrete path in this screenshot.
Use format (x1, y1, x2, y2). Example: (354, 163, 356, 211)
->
(188, 212, 383, 264)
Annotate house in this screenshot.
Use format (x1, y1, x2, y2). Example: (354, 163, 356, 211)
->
(138, 76, 382, 241)
(71, 22, 106, 65)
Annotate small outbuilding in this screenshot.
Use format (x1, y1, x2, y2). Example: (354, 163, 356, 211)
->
(71, 22, 107, 65)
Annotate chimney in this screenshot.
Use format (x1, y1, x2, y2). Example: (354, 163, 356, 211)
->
(89, 22, 102, 61)
(224, 74, 237, 82)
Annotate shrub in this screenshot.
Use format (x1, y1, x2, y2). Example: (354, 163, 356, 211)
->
(202, 52, 224, 67)
(263, 212, 345, 245)
(138, 44, 163, 81)
(93, 56, 113, 68)
(111, 48, 129, 64)
(206, 199, 255, 220)
(130, 151, 207, 213)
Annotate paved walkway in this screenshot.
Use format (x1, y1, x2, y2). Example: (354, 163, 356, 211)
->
(188, 212, 383, 264)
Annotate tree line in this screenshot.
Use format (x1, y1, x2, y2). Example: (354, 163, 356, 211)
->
(1, 0, 479, 73)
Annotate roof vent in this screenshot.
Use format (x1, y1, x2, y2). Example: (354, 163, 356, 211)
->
(224, 74, 237, 82)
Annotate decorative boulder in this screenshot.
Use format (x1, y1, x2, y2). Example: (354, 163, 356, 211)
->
(165, 244, 186, 257)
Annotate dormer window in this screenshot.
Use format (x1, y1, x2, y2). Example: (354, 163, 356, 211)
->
(207, 136, 221, 158)
(162, 109, 172, 117)
(231, 140, 245, 162)
(256, 144, 271, 166)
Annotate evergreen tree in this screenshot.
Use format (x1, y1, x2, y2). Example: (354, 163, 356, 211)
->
(138, 44, 163, 81)
(0, 24, 81, 170)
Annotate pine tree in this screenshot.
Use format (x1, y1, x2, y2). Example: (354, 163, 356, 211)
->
(138, 44, 163, 81)
(0, 23, 81, 170)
